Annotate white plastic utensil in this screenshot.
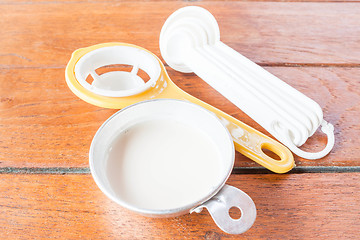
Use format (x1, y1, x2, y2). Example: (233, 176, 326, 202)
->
(160, 6, 335, 160)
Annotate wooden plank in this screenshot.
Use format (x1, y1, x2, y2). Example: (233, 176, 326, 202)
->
(1, 2, 360, 69)
(0, 173, 358, 239)
(3, 0, 360, 4)
(0, 67, 358, 168)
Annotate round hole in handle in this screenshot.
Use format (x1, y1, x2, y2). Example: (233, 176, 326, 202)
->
(191, 185, 256, 234)
(261, 146, 281, 161)
(228, 206, 242, 220)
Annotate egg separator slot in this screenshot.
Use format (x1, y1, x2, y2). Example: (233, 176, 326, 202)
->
(65, 42, 294, 173)
(159, 6, 335, 160)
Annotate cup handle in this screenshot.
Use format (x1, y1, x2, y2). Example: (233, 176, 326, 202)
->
(190, 185, 256, 234)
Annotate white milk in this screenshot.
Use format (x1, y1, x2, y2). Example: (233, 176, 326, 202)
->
(106, 118, 222, 210)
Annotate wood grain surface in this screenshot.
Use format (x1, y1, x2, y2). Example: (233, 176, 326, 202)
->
(0, 173, 359, 239)
(4, 0, 360, 3)
(1, 0, 360, 238)
(1, 67, 358, 167)
(1, 2, 360, 69)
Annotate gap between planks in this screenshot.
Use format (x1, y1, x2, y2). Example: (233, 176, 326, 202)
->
(1, 166, 360, 174)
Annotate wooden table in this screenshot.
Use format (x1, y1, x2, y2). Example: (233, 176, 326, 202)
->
(1, 0, 359, 239)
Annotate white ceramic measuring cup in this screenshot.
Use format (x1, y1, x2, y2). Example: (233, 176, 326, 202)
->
(89, 99, 256, 234)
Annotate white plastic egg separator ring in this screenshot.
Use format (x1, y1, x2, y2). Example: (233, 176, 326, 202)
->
(159, 6, 335, 160)
(74, 45, 161, 97)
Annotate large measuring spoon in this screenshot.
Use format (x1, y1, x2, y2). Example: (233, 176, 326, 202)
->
(159, 6, 335, 160)
(65, 42, 294, 173)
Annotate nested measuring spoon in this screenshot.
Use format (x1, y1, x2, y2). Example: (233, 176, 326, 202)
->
(159, 6, 335, 160)
(65, 42, 294, 173)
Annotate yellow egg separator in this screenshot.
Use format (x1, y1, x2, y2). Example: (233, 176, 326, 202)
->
(65, 42, 294, 173)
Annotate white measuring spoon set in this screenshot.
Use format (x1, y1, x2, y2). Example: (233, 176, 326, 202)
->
(160, 6, 335, 160)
